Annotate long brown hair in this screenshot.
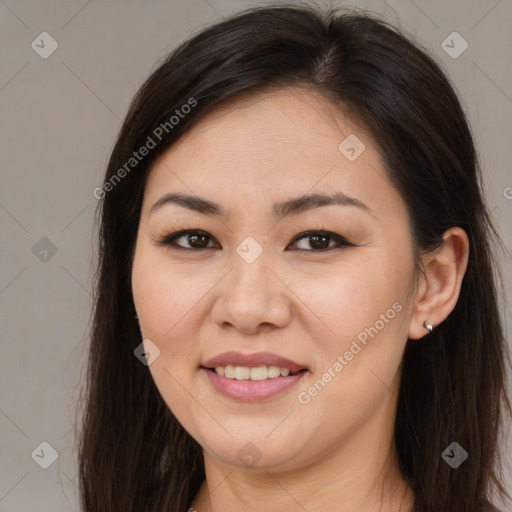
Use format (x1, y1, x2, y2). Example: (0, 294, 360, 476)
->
(76, 3, 512, 511)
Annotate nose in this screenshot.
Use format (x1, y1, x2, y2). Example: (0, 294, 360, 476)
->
(211, 253, 291, 334)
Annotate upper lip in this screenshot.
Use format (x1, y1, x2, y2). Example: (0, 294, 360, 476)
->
(201, 351, 308, 373)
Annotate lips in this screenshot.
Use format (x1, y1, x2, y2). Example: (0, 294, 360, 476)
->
(201, 351, 308, 374)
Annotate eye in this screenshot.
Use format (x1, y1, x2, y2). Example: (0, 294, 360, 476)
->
(156, 229, 219, 250)
(155, 229, 356, 252)
(287, 230, 356, 252)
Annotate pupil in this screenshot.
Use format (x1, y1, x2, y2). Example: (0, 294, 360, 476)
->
(190, 234, 208, 248)
(311, 234, 329, 249)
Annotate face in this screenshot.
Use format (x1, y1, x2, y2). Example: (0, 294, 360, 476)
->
(131, 87, 418, 472)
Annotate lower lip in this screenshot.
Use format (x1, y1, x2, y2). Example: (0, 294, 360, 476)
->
(201, 367, 309, 401)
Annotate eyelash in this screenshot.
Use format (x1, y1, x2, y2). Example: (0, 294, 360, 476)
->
(154, 226, 357, 253)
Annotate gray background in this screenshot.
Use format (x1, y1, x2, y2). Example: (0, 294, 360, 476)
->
(1, 0, 511, 510)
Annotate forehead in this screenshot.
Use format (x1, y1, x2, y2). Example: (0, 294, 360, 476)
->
(143, 88, 404, 220)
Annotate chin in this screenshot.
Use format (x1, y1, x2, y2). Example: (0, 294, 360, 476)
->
(198, 430, 307, 471)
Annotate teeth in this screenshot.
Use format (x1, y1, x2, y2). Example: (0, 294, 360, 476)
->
(234, 366, 251, 380)
(268, 366, 281, 378)
(213, 365, 299, 380)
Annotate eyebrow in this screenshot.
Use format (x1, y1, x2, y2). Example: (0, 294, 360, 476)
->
(149, 191, 370, 219)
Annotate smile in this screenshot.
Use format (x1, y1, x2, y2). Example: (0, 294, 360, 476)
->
(213, 364, 302, 380)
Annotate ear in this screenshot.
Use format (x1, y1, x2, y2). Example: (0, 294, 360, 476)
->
(408, 227, 469, 340)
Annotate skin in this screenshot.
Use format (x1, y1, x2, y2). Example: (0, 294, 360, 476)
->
(131, 87, 469, 512)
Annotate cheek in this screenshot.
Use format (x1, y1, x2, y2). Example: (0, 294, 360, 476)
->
(131, 244, 204, 424)
(131, 248, 205, 420)
(304, 255, 410, 341)
(304, 257, 413, 414)
(295, 264, 410, 425)
(131, 242, 202, 342)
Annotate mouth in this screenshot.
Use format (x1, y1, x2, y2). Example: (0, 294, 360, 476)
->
(200, 351, 309, 401)
(201, 350, 308, 377)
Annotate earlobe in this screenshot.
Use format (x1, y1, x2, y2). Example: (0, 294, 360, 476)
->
(407, 227, 469, 340)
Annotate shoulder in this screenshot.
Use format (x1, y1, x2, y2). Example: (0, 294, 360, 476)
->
(482, 500, 503, 512)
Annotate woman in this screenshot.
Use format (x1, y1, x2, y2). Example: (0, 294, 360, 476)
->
(77, 3, 511, 511)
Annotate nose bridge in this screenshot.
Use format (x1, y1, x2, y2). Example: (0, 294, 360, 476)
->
(213, 238, 291, 331)
(230, 237, 272, 298)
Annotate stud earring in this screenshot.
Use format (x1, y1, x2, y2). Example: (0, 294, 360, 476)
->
(423, 320, 433, 333)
